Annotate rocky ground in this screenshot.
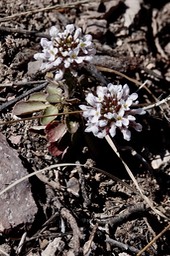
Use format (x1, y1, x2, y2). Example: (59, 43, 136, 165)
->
(0, 0, 170, 255)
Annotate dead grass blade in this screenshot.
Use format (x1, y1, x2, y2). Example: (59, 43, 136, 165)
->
(0, 163, 135, 198)
(105, 135, 169, 220)
(0, 0, 92, 22)
(137, 222, 170, 256)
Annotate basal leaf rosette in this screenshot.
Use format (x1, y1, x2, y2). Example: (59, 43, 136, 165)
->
(34, 24, 96, 80)
(13, 84, 64, 125)
(79, 83, 145, 141)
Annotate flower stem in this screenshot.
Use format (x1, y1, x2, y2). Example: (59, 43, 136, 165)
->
(105, 134, 168, 219)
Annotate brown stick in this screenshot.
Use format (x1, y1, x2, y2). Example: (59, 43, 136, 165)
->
(0, 26, 49, 38)
(0, 80, 46, 88)
(99, 203, 148, 227)
(0, 82, 48, 112)
(106, 235, 140, 254)
(0, 110, 83, 126)
(0, 0, 91, 22)
(137, 223, 170, 256)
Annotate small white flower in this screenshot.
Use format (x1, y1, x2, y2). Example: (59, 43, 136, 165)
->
(85, 92, 97, 106)
(115, 116, 129, 127)
(85, 123, 99, 134)
(109, 124, 116, 137)
(61, 50, 69, 57)
(96, 86, 107, 102)
(34, 24, 96, 81)
(50, 26, 59, 38)
(122, 83, 130, 98)
(108, 83, 122, 97)
(79, 106, 95, 119)
(68, 49, 85, 64)
(65, 24, 75, 34)
(121, 128, 131, 141)
(90, 105, 101, 123)
(96, 129, 107, 138)
(84, 34, 92, 42)
(80, 55, 93, 62)
(64, 59, 71, 68)
(34, 52, 46, 61)
(131, 122, 142, 132)
(54, 69, 64, 81)
(74, 28, 82, 40)
(80, 83, 145, 140)
(98, 119, 108, 127)
(130, 108, 146, 115)
(40, 38, 52, 49)
(104, 112, 115, 119)
(53, 57, 63, 66)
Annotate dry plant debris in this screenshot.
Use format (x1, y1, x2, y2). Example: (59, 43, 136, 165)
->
(0, 0, 170, 255)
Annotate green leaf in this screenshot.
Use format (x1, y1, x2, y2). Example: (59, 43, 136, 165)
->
(28, 92, 47, 102)
(46, 94, 62, 103)
(40, 105, 59, 125)
(13, 101, 47, 116)
(46, 84, 63, 96)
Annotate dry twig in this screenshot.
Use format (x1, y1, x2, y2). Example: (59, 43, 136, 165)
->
(83, 223, 98, 255)
(0, 163, 136, 199)
(143, 95, 170, 110)
(0, 80, 46, 88)
(105, 235, 140, 254)
(0, 82, 48, 112)
(0, 0, 91, 22)
(0, 26, 49, 38)
(98, 203, 148, 227)
(0, 248, 10, 256)
(0, 110, 82, 126)
(53, 197, 82, 255)
(16, 232, 27, 254)
(137, 222, 170, 256)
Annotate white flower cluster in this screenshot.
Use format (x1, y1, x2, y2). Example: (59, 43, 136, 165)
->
(34, 24, 96, 80)
(80, 84, 145, 141)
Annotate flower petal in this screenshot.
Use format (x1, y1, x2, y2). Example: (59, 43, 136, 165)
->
(85, 93, 97, 106)
(109, 124, 116, 137)
(132, 122, 142, 132)
(54, 69, 64, 81)
(121, 128, 131, 141)
(50, 26, 59, 38)
(74, 28, 82, 40)
(96, 130, 107, 138)
(129, 93, 138, 101)
(65, 24, 75, 34)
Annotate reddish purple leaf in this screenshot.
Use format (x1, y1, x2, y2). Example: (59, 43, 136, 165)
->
(45, 121, 67, 143)
(48, 142, 64, 157)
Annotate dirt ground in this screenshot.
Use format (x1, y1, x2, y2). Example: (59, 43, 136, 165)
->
(0, 0, 170, 255)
